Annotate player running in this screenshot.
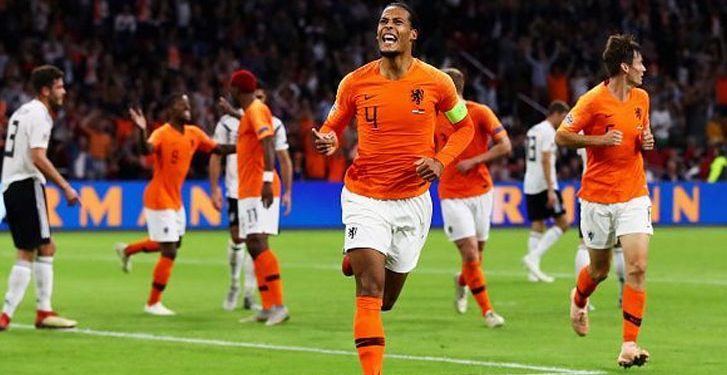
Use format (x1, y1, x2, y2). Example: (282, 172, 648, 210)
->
(122, 93, 234, 316)
(313, 3, 475, 374)
(0, 65, 80, 330)
(522, 101, 570, 283)
(556, 34, 654, 368)
(435, 68, 510, 328)
(211, 86, 293, 312)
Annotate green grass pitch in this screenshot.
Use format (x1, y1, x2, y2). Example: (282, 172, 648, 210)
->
(1, 227, 725, 374)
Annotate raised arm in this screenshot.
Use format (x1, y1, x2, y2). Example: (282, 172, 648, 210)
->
(129, 107, 154, 155)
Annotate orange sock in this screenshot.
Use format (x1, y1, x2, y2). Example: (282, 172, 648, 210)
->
(622, 285, 646, 342)
(574, 266, 599, 308)
(125, 238, 160, 257)
(462, 260, 492, 315)
(253, 250, 284, 308)
(147, 256, 174, 305)
(354, 296, 385, 375)
(457, 273, 466, 287)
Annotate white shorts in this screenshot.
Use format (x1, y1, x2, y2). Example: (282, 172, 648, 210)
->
(441, 191, 494, 242)
(238, 197, 280, 237)
(145, 208, 186, 243)
(341, 187, 432, 273)
(580, 196, 653, 250)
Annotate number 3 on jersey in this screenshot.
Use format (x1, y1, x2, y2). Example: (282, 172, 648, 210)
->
(4, 120, 19, 157)
(527, 135, 537, 162)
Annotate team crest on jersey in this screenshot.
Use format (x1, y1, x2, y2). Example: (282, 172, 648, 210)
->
(635, 107, 642, 120)
(347, 227, 357, 239)
(410, 88, 424, 105)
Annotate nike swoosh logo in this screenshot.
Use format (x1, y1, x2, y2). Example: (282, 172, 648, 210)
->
(364, 94, 376, 100)
(604, 114, 614, 118)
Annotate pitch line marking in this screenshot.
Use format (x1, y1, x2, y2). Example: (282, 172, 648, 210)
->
(13, 324, 604, 375)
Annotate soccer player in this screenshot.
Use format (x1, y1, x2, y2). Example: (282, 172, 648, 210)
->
(574, 148, 626, 309)
(124, 93, 234, 316)
(556, 34, 654, 368)
(522, 101, 570, 283)
(313, 3, 475, 374)
(436, 68, 510, 328)
(219, 69, 289, 326)
(210, 86, 293, 311)
(0, 65, 79, 330)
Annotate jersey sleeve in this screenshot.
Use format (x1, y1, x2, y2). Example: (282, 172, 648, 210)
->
(558, 96, 593, 134)
(539, 129, 555, 154)
(28, 114, 52, 149)
(273, 117, 289, 151)
(212, 119, 227, 144)
(147, 127, 163, 148)
(437, 74, 468, 125)
(481, 105, 507, 141)
(248, 104, 274, 140)
(320, 73, 356, 135)
(193, 127, 217, 153)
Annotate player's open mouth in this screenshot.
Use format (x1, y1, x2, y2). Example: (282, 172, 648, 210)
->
(382, 33, 397, 45)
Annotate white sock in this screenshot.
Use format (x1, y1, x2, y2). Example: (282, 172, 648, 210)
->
(575, 242, 590, 277)
(527, 231, 543, 257)
(242, 249, 257, 298)
(2, 260, 33, 318)
(533, 226, 563, 259)
(613, 245, 626, 298)
(228, 240, 245, 291)
(34, 256, 54, 312)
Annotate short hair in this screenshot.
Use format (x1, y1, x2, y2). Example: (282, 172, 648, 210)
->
(441, 68, 465, 95)
(164, 93, 187, 109)
(602, 34, 641, 77)
(385, 2, 419, 30)
(30, 65, 64, 94)
(548, 100, 570, 115)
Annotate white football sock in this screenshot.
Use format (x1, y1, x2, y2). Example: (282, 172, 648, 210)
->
(2, 260, 32, 318)
(527, 231, 543, 257)
(228, 240, 245, 290)
(242, 249, 257, 298)
(533, 226, 563, 260)
(34, 256, 54, 312)
(575, 242, 590, 277)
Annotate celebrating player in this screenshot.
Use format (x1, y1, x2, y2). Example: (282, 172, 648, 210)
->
(313, 3, 474, 374)
(210, 86, 293, 311)
(0, 65, 80, 331)
(522, 101, 570, 283)
(556, 34, 654, 368)
(436, 68, 510, 327)
(122, 93, 234, 316)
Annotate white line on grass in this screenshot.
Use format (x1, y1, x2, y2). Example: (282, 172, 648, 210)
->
(13, 324, 603, 375)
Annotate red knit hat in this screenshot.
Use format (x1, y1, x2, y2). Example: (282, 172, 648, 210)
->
(229, 69, 257, 93)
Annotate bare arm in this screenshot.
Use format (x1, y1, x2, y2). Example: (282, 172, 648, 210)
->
(541, 151, 555, 190)
(260, 136, 275, 208)
(212, 144, 237, 155)
(31, 148, 79, 205)
(208, 153, 223, 211)
(555, 129, 622, 149)
(129, 108, 154, 155)
(276, 149, 293, 216)
(456, 135, 512, 173)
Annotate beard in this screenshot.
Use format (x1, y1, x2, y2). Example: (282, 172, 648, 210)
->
(48, 96, 63, 112)
(379, 49, 401, 58)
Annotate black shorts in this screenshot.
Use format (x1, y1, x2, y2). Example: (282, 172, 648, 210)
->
(526, 190, 566, 222)
(3, 178, 52, 250)
(227, 197, 239, 227)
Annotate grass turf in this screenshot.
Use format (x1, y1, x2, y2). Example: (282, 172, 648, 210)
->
(0, 227, 725, 374)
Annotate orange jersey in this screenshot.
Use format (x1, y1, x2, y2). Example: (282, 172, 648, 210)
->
(437, 101, 507, 199)
(143, 124, 217, 210)
(558, 81, 650, 203)
(320, 58, 473, 200)
(237, 99, 281, 199)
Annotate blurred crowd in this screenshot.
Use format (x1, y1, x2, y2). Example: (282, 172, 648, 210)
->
(0, 0, 725, 182)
